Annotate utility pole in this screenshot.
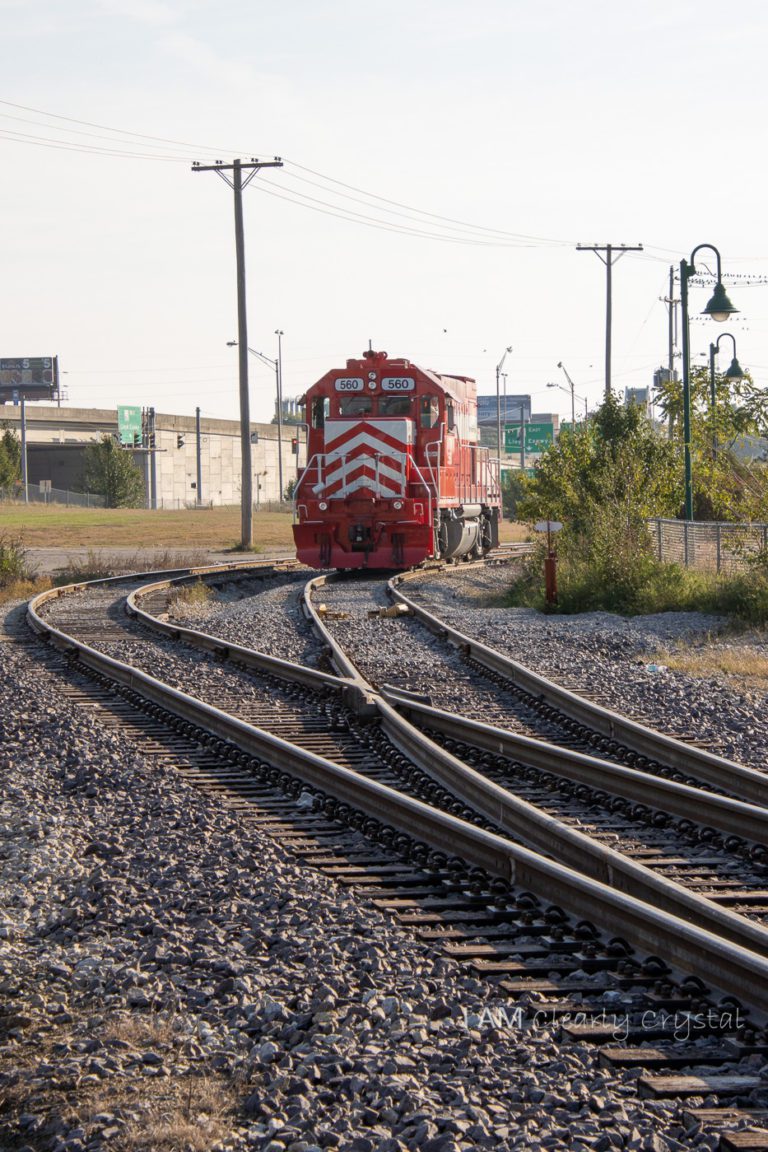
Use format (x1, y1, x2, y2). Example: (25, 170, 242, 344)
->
(20, 396, 28, 503)
(192, 156, 283, 547)
(577, 242, 643, 399)
(195, 407, 202, 506)
(275, 328, 284, 501)
(148, 406, 157, 510)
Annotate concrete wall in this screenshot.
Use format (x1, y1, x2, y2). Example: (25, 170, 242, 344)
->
(1, 404, 305, 507)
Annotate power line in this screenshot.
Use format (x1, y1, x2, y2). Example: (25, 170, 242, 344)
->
(281, 160, 571, 246)
(251, 177, 540, 247)
(0, 128, 187, 161)
(0, 97, 242, 153)
(0, 99, 575, 248)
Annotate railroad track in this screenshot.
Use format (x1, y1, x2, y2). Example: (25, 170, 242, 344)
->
(25, 561, 768, 1149)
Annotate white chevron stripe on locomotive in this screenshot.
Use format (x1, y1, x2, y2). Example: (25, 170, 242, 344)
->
(323, 455, 405, 499)
(323, 419, 412, 499)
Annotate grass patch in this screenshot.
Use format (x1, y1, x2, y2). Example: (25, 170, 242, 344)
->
(0, 503, 295, 550)
(2, 501, 525, 551)
(0, 575, 51, 604)
(110, 1076, 239, 1152)
(0, 1010, 246, 1152)
(654, 643, 768, 684)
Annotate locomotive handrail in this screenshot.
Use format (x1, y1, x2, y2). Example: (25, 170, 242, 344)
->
(292, 452, 325, 517)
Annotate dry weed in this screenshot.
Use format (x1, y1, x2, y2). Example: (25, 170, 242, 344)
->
(652, 632, 768, 693)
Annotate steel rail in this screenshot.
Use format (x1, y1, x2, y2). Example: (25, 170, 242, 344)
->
(387, 569, 768, 809)
(109, 567, 768, 961)
(296, 576, 768, 959)
(124, 575, 375, 713)
(22, 582, 768, 1013)
(299, 574, 369, 683)
(382, 689, 768, 847)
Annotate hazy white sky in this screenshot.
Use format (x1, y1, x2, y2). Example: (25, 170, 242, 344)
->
(3, 0, 767, 424)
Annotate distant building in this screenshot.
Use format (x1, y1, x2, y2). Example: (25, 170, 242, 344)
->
(624, 386, 651, 415)
(0, 404, 303, 508)
(477, 393, 531, 426)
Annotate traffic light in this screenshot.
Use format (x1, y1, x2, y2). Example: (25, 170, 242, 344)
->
(291, 437, 299, 455)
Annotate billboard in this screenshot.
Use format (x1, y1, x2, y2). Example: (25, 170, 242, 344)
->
(0, 356, 58, 402)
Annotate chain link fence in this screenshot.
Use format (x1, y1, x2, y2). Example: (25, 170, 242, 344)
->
(0, 482, 106, 508)
(648, 518, 768, 573)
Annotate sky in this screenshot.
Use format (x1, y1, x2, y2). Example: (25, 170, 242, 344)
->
(3, 0, 768, 426)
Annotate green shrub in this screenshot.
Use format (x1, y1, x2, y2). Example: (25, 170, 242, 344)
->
(507, 542, 768, 624)
(0, 533, 34, 587)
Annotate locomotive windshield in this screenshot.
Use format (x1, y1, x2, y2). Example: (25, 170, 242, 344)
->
(338, 394, 373, 417)
(379, 395, 412, 416)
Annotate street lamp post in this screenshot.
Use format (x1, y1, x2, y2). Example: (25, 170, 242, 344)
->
(227, 339, 282, 502)
(708, 332, 744, 461)
(680, 245, 739, 521)
(496, 346, 513, 462)
(557, 361, 577, 425)
(547, 381, 588, 423)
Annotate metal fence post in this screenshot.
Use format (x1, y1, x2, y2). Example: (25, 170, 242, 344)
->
(716, 524, 721, 574)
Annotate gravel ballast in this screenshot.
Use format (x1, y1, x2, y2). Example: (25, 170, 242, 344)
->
(2, 579, 765, 1150)
(312, 566, 768, 772)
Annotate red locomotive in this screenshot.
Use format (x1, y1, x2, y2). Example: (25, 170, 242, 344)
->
(293, 348, 501, 569)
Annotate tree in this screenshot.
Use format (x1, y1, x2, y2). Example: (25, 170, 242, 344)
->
(515, 394, 680, 611)
(654, 366, 768, 520)
(0, 427, 21, 488)
(520, 393, 679, 531)
(82, 436, 145, 508)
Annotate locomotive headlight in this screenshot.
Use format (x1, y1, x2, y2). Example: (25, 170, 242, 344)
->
(393, 500, 403, 510)
(318, 501, 328, 511)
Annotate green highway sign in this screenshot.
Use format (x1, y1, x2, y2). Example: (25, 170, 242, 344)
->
(117, 405, 142, 446)
(504, 421, 554, 453)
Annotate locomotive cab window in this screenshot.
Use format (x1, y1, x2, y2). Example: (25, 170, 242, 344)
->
(379, 395, 412, 417)
(446, 398, 456, 432)
(338, 395, 373, 417)
(420, 395, 440, 429)
(311, 396, 329, 429)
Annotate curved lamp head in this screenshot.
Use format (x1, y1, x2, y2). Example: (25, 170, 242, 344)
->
(703, 281, 739, 322)
(724, 356, 745, 382)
